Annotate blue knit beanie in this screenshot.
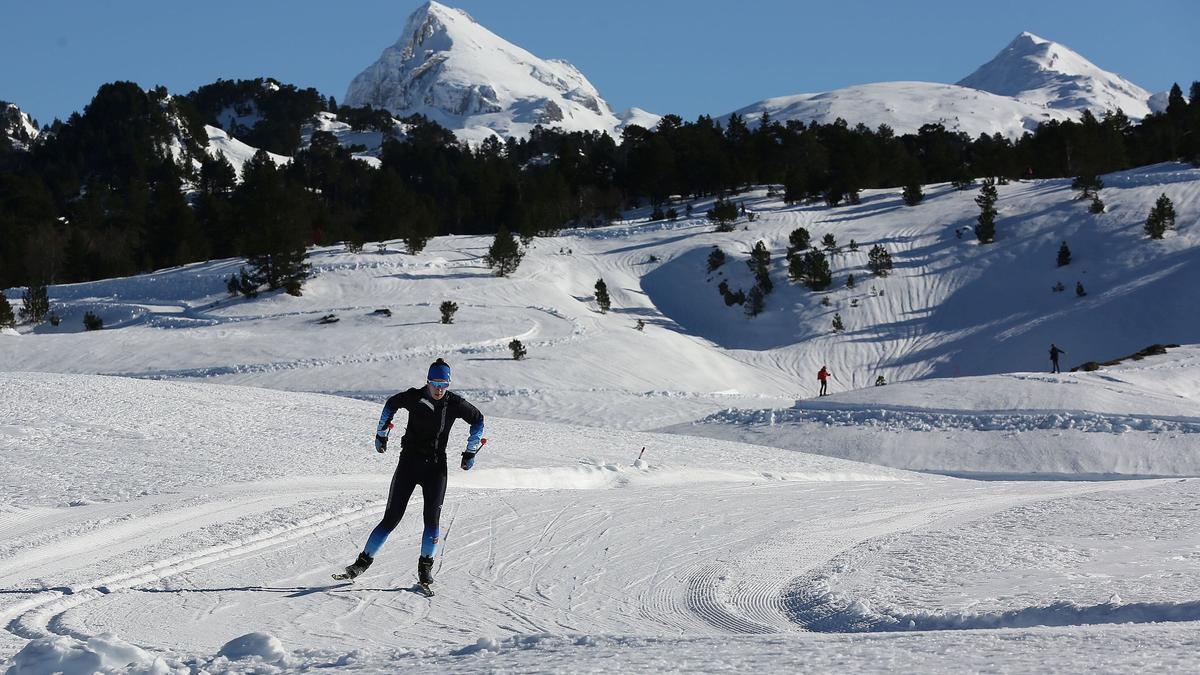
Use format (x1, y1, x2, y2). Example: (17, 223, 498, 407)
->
(427, 358, 451, 381)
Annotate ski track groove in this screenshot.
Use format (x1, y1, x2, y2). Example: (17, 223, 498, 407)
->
(1, 489, 390, 643)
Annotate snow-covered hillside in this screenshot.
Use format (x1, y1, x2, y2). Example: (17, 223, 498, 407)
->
(958, 32, 1152, 120)
(344, 1, 640, 143)
(727, 32, 1153, 137)
(3, 163, 1199, 435)
(723, 81, 1075, 138)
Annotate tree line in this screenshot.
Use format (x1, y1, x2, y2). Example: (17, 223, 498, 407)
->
(2, 78, 1198, 291)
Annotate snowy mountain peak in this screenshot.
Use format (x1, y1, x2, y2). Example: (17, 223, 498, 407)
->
(344, 1, 625, 143)
(957, 32, 1152, 119)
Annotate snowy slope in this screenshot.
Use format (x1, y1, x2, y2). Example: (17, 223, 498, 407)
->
(958, 32, 1152, 120)
(344, 1, 629, 143)
(3, 373, 1200, 672)
(203, 125, 290, 175)
(723, 81, 1075, 138)
(675, 345, 1200, 477)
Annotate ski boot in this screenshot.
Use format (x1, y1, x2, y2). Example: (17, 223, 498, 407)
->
(417, 555, 435, 596)
(333, 552, 373, 581)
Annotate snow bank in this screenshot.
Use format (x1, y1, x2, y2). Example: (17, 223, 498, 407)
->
(790, 587, 1200, 633)
(6, 634, 169, 675)
(216, 632, 286, 662)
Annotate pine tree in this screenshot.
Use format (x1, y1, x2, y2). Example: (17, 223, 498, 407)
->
(1089, 195, 1105, 214)
(509, 338, 527, 360)
(19, 282, 49, 324)
(594, 278, 611, 313)
(748, 241, 771, 276)
(707, 197, 738, 232)
(236, 150, 313, 296)
(0, 292, 14, 328)
(244, 248, 311, 297)
(1143, 193, 1176, 239)
(707, 247, 726, 272)
(822, 233, 837, 251)
(745, 285, 765, 317)
(974, 179, 998, 244)
(832, 313, 844, 332)
(1076, 281, 1087, 297)
(1057, 241, 1071, 267)
(787, 227, 811, 255)
(440, 301, 458, 324)
(846, 273, 856, 289)
(875, 375, 887, 386)
(902, 182, 924, 206)
(1071, 174, 1103, 200)
(485, 225, 524, 276)
(867, 244, 893, 276)
(783, 169, 807, 205)
(83, 311, 103, 331)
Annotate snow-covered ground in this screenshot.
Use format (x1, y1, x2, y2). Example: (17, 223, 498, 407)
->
(3, 162, 1200, 672)
(3, 373, 1200, 673)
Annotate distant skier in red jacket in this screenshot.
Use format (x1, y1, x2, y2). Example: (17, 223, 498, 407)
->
(817, 365, 832, 396)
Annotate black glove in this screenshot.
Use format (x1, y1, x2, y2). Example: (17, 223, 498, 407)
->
(461, 452, 477, 470)
(375, 435, 388, 453)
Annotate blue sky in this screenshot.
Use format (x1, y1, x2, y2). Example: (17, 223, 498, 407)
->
(2, 0, 1196, 127)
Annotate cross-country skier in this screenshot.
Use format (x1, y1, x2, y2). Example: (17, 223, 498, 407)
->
(1049, 344, 1067, 374)
(817, 365, 832, 396)
(336, 358, 485, 593)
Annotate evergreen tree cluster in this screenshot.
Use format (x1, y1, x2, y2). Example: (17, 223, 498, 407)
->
(789, 249, 832, 291)
(185, 78, 326, 155)
(3, 76, 1200, 292)
(745, 241, 773, 317)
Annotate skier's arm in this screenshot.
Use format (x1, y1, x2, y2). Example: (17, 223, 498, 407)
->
(455, 398, 485, 470)
(374, 391, 413, 452)
(457, 398, 485, 453)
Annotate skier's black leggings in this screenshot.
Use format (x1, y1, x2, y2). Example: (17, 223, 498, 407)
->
(363, 452, 447, 558)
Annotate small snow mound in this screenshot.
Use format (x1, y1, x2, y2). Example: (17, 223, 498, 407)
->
(217, 632, 287, 662)
(7, 633, 168, 675)
(0, 327, 18, 337)
(454, 636, 502, 655)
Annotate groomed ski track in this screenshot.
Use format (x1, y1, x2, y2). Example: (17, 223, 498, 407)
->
(1, 454, 1181, 656)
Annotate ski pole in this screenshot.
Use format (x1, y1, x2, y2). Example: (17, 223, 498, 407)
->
(636, 447, 645, 462)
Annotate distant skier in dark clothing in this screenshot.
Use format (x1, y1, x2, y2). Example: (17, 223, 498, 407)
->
(817, 365, 832, 396)
(1049, 344, 1066, 373)
(336, 358, 485, 592)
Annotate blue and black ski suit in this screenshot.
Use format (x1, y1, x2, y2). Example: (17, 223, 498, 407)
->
(363, 387, 484, 559)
